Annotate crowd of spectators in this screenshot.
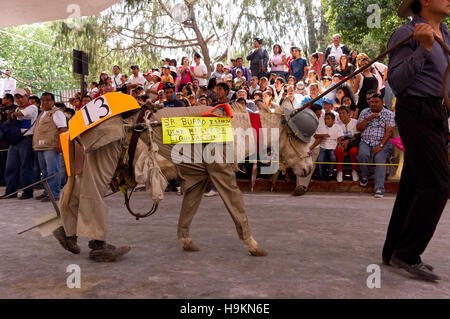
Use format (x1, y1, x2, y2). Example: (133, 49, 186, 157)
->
(0, 33, 397, 199)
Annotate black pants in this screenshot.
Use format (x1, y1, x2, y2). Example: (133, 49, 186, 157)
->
(382, 96, 449, 264)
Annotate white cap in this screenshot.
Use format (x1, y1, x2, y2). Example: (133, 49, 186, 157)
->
(13, 89, 27, 96)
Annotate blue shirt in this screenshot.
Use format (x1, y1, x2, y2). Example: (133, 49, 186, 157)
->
(290, 58, 308, 81)
(388, 15, 450, 98)
(300, 95, 324, 108)
(358, 108, 395, 147)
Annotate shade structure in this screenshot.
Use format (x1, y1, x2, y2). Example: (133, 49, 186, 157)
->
(0, 0, 120, 29)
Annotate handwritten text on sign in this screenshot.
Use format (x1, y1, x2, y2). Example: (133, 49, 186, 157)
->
(162, 117, 233, 144)
(81, 97, 112, 127)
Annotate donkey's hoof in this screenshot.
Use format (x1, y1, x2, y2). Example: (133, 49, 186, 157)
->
(249, 247, 268, 256)
(180, 238, 200, 252)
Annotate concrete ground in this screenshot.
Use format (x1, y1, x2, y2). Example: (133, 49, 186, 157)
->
(0, 186, 449, 299)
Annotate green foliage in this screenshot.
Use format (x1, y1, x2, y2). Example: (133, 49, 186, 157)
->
(0, 24, 78, 92)
(322, 0, 405, 55)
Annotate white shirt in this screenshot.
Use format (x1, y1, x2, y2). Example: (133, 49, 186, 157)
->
(111, 74, 122, 89)
(309, 119, 326, 148)
(128, 73, 146, 86)
(17, 104, 38, 136)
(338, 118, 359, 139)
(3, 77, 16, 95)
(329, 44, 344, 62)
(193, 62, 208, 86)
(319, 110, 340, 126)
(41, 109, 68, 128)
(317, 123, 344, 150)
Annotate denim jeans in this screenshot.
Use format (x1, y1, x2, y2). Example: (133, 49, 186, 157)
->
(5, 136, 34, 196)
(357, 141, 391, 192)
(318, 148, 336, 180)
(37, 149, 62, 199)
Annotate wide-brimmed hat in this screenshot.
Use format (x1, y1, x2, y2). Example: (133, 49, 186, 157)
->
(152, 71, 162, 79)
(398, 0, 414, 18)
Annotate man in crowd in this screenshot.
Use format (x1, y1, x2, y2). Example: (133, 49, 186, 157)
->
(290, 47, 308, 82)
(29, 95, 41, 109)
(163, 83, 183, 108)
(300, 83, 324, 107)
(324, 34, 351, 63)
(249, 76, 260, 98)
(1, 89, 38, 199)
(232, 58, 251, 83)
(127, 65, 146, 94)
(193, 53, 208, 87)
(246, 38, 269, 79)
(382, 0, 450, 281)
(0, 94, 16, 186)
(356, 93, 394, 198)
(32, 92, 67, 202)
(3, 70, 16, 96)
(111, 65, 122, 90)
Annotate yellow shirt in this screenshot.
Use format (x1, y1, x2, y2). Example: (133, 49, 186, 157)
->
(161, 75, 174, 84)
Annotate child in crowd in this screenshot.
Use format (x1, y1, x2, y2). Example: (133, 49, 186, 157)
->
(233, 68, 246, 90)
(161, 65, 174, 84)
(316, 112, 343, 181)
(335, 106, 360, 182)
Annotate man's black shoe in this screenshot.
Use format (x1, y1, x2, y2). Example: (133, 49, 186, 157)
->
(383, 255, 434, 271)
(35, 194, 47, 200)
(18, 194, 33, 200)
(391, 255, 440, 281)
(0, 193, 17, 199)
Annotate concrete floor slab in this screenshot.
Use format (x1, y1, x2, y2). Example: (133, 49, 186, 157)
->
(0, 187, 449, 299)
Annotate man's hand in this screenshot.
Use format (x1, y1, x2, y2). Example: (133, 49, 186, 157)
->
(368, 113, 380, 120)
(261, 66, 266, 73)
(414, 23, 435, 51)
(55, 144, 62, 154)
(371, 145, 382, 155)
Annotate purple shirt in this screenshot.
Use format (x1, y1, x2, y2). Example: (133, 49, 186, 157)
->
(387, 15, 450, 98)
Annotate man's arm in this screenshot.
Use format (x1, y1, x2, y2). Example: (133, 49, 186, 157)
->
(323, 47, 331, 65)
(387, 24, 432, 96)
(263, 49, 269, 68)
(356, 110, 378, 132)
(247, 49, 257, 61)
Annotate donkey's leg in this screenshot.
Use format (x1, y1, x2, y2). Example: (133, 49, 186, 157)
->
(176, 164, 209, 252)
(207, 163, 267, 256)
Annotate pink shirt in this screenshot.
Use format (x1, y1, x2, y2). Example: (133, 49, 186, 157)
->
(270, 53, 286, 72)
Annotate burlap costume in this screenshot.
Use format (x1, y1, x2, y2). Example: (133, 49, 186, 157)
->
(59, 115, 127, 241)
(60, 107, 253, 243)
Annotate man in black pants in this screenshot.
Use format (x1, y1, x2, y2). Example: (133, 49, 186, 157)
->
(382, 0, 449, 281)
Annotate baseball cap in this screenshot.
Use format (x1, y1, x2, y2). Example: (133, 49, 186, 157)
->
(236, 68, 242, 73)
(323, 97, 335, 105)
(223, 65, 230, 70)
(13, 89, 27, 96)
(162, 65, 170, 69)
(169, 66, 177, 73)
(144, 72, 152, 76)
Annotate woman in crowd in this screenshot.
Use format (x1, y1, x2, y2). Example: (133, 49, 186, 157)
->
(349, 50, 359, 67)
(148, 71, 163, 102)
(99, 71, 108, 86)
(262, 88, 278, 113)
(105, 77, 115, 93)
(178, 56, 195, 91)
(210, 62, 224, 83)
(336, 54, 355, 78)
(353, 55, 378, 115)
(269, 44, 287, 81)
